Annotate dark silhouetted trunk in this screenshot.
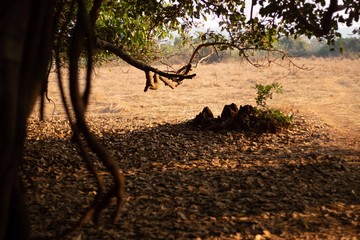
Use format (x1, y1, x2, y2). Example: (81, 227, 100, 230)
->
(0, 0, 54, 239)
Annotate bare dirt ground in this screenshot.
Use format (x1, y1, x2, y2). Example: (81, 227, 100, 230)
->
(23, 58, 359, 239)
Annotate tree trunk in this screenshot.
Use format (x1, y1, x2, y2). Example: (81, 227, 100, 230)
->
(0, 0, 54, 239)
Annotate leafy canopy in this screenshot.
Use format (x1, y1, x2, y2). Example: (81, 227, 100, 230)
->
(90, 0, 359, 61)
(54, 0, 359, 63)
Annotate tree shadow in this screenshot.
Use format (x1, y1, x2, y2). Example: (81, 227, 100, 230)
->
(23, 119, 360, 239)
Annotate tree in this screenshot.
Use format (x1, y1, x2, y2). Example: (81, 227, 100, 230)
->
(0, 0, 359, 239)
(257, 0, 360, 44)
(313, 37, 360, 56)
(277, 36, 310, 56)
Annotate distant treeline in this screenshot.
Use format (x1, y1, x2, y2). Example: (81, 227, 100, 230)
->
(277, 36, 360, 58)
(157, 36, 360, 66)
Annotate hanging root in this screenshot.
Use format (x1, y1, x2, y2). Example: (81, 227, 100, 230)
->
(68, 0, 126, 226)
(74, 129, 126, 226)
(144, 71, 161, 91)
(79, 172, 126, 226)
(143, 66, 193, 92)
(57, 166, 125, 239)
(52, 0, 125, 238)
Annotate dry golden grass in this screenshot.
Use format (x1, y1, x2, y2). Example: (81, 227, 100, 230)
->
(37, 57, 360, 142)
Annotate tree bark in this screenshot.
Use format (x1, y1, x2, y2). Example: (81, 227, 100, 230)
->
(0, 0, 54, 239)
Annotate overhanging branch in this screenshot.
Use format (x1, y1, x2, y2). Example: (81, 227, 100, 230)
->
(95, 37, 196, 83)
(185, 41, 308, 71)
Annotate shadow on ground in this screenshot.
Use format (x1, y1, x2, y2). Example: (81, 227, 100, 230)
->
(23, 118, 360, 239)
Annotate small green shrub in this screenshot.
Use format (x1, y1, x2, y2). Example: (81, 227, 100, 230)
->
(256, 109, 293, 130)
(254, 82, 283, 108)
(253, 82, 293, 131)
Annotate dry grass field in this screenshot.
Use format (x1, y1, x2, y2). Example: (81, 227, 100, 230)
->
(24, 57, 359, 239)
(39, 57, 360, 139)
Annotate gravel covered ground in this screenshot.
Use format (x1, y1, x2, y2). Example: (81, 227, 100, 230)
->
(22, 59, 360, 239)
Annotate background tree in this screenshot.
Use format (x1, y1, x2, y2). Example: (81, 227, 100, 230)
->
(0, 0, 359, 239)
